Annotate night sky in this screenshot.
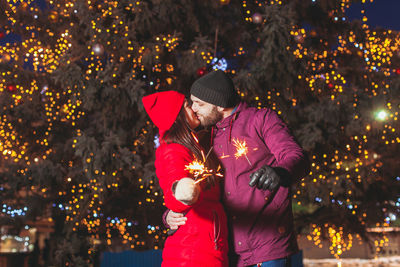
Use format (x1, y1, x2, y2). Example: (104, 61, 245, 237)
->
(346, 0, 400, 31)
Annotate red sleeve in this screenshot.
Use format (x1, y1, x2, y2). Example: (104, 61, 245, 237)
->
(155, 143, 197, 212)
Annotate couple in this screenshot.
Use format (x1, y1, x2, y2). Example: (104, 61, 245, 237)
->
(142, 70, 310, 267)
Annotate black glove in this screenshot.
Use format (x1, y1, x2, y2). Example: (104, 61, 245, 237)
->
(249, 165, 291, 191)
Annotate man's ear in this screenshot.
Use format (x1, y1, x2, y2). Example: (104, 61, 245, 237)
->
(216, 106, 225, 112)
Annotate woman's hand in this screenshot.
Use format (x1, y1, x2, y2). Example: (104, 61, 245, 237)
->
(174, 177, 200, 205)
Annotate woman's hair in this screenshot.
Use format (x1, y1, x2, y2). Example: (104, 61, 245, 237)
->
(162, 104, 217, 187)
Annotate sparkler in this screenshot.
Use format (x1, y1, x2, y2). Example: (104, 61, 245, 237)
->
(186, 133, 223, 184)
(185, 149, 223, 184)
(232, 138, 252, 166)
(185, 159, 208, 179)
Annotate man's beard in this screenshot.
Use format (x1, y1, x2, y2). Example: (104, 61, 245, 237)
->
(200, 106, 223, 127)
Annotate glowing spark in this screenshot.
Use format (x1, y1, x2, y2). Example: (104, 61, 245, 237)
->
(185, 159, 206, 178)
(185, 157, 223, 185)
(194, 177, 206, 184)
(190, 131, 199, 143)
(194, 174, 212, 184)
(233, 138, 252, 165)
(220, 153, 230, 159)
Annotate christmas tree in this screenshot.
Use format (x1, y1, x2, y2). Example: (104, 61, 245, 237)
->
(0, 0, 399, 265)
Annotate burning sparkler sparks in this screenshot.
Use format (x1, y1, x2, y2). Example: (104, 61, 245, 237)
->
(185, 133, 223, 184)
(185, 159, 207, 178)
(185, 155, 223, 185)
(233, 138, 252, 166)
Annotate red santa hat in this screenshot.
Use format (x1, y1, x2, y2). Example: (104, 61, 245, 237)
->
(142, 91, 185, 132)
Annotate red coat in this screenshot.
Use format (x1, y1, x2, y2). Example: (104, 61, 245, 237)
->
(155, 143, 228, 267)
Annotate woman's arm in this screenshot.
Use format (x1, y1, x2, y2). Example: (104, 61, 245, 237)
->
(173, 177, 200, 205)
(155, 143, 203, 212)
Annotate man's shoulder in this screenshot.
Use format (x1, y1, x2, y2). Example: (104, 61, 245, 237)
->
(238, 102, 275, 118)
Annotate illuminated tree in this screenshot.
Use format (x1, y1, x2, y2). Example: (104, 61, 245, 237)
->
(0, 0, 399, 264)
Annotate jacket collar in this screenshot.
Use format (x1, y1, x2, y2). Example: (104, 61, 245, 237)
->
(215, 102, 247, 129)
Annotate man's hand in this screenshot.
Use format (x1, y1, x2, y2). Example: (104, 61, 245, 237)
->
(166, 210, 187, 230)
(249, 165, 290, 191)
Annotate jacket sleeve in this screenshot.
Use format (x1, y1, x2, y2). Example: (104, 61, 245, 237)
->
(257, 109, 310, 183)
(155, 143, 199, 213)
(162, 208, 171, 229)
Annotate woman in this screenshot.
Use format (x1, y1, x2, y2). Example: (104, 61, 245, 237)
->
(142, 90, 228, 267)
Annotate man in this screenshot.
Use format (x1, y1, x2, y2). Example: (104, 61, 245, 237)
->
(166, 70, 310, 267)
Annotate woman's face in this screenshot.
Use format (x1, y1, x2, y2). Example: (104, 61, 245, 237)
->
(183, 100, 201, 129)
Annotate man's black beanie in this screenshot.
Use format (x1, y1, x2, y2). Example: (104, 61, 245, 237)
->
(190, 70, 239, 108)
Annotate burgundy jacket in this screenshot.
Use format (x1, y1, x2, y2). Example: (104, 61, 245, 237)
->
(211, 102, 309, 266)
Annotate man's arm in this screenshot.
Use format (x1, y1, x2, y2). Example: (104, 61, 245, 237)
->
(163, 209, 187, 230)
(249, 109, 310, 191)
(261, 109, 310, 180)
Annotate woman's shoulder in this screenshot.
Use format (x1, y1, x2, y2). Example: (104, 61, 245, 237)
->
(157, 142, 190, 152)
(156, 143, 193, 160)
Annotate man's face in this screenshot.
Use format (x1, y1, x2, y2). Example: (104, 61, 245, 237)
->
(190, 95, 223, 127)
